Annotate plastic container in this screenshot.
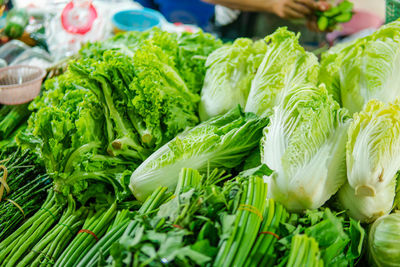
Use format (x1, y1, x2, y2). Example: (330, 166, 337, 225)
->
(386, 0, 400, 23)
(111, 8, 163, 32)
(0, 65, 46, 105)
(155, 0, 214, 30)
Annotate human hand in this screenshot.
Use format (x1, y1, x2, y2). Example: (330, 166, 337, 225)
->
(271, 0, 330, 20)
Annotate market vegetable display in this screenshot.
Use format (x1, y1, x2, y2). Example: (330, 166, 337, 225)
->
(2, 19, 400, 266)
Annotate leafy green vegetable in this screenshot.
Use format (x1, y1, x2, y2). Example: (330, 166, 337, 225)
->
(320, 19, 400, 114)
(316, 0, 354, 31)
(276, 208, 365, 267)
(245, 27, 319, 117)
(339, 99, 400, 222)
(199, 38, 267, 120)
(262, 84, 349, 212)
(130, 106, 269, 201)
(346, 99, 400, 197)
(368, 212, 400, 267)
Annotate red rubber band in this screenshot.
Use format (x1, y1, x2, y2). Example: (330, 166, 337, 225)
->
(78, 229, 99, 242)
(259, 231, 280, 240)
(172, 224, 184, 229)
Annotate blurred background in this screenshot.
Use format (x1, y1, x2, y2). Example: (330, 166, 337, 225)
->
(0, 0, 392, 69)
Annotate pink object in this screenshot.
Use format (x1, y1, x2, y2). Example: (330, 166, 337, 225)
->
(0, 65, 46, 105)
(327, 10, 384, 43)
(61, 0, 98, 35)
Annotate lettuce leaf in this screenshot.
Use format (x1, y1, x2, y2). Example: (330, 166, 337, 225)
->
(130, 107, 269, 201)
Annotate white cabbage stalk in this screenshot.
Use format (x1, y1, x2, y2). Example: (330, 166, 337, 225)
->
(245, 27, 319, 117)
(346, 99, 400, 197)
(262, 84, 349, 212)
(199, 38, 266, 121)
(368, 212, 400, 267)
(338, 182, 395, 223)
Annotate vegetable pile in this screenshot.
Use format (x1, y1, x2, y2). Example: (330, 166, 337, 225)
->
(1, 19, 400, 266)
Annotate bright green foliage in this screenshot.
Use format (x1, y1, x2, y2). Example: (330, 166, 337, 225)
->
(262, 84, 349, 212)
(199, 38, 267, 120)
(316, 0, 353, 31)
(368, 212, 400, 267)
(245, 27, 319, 117)
(130, 107, 269, 201)
(277, 208, 365, 267)
(320, 19, 400, 114)
(16, 29, 220, 200)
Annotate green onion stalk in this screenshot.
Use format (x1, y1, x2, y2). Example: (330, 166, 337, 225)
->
(284, 234, 324, 267)
(76, 186, 172, 267)
(244, 199, 289, 266)
(16, 195, 87, 266)
(0, 103, 30, 139)
(55, 202, 117, 267)
(213, 175, 268, 267)
(0, 190, 64, 266)
(0, 149, 51, 240)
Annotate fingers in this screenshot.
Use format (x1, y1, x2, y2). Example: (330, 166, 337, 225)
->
(285, 7, 306, 19)
(294, 0, 317, 9)
(288, 2, 313, 16)
(315, 0, 331, 11)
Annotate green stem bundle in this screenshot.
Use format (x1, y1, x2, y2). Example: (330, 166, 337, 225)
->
(76, 186, 171, 267)
(55, 203, 117, 267)
(0, 190, 63, 266)
(16, 195, 86, 266)
(213, 175, 268, 267)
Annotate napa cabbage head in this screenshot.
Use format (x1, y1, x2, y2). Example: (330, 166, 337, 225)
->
(346, 99, 400, 198)
(244, 27, 319, 117)
(199, 38, 267, 120)
(368, 212, 400, 267)
(262, 84, 350, 212)
(130, 107, 269, 201)
(338, 181, 395, 223)
(320, 19, 400, 114)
